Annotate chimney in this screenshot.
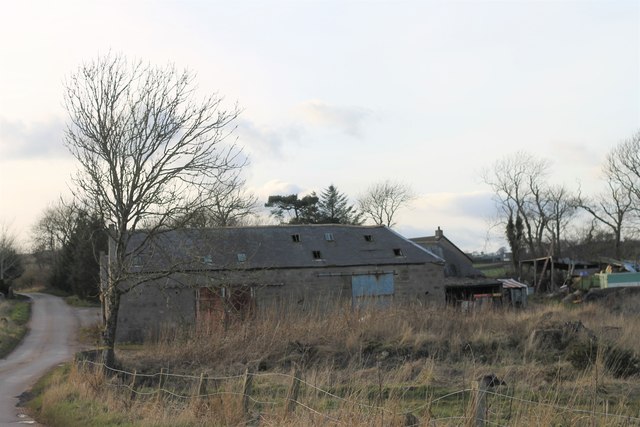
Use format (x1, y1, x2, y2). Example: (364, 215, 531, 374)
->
(435, 226, 443, 239)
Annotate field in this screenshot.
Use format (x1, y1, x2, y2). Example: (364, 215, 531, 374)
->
(473, 262, 510, 279)
(28, 292, 640, 426)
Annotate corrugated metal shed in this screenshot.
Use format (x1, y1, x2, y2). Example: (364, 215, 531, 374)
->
(497, 278, 528, 289)
(445, 279, 528, 309)
(498, 278, 528, 307)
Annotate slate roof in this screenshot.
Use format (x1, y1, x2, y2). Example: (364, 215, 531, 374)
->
(411, 234, 474, 263)
(126, 224, 444, 272)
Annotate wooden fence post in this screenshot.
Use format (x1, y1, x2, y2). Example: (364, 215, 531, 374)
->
(241, 368, 253, 418)
(157, 368, 166, 403)
(129, 369, 137, 401)
(195, 372, 207, 398)
(470, 380, 487, 427)
(284, 365, 301, 416)
(94, 359, 105, 379)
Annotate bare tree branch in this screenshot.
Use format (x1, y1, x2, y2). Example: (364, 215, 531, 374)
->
(64, 53, 244, 364)
(577, 131, 640, 257)
(481, 151, 553, 257)
(357, 181, 415, 227)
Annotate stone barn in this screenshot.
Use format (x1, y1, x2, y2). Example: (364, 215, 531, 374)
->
(411, 227, 482, 278)
(102, 224, 445, 342)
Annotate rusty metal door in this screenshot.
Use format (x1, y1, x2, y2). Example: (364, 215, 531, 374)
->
(197, 286, 255, 331)
(196, 287, 225, 331)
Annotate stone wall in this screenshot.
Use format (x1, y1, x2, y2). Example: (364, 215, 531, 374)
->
(115, 262, 444, 342)
(117, 279, 196, 343)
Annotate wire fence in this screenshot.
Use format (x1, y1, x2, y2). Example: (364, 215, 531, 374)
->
(75, 357, 640, 426)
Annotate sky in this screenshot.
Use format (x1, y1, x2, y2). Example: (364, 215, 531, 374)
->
(0, 0, 638, 253)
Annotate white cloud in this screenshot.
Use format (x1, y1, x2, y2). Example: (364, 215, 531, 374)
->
(295, 100, 372, 138)
(393, 191, 503, 252)
(249, 179, 306, 203)
(236, 119, 304, 159)
(411, 191, 496, 219)
(0, 117, 68, 159)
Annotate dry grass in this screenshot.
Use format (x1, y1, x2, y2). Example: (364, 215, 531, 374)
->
(29, 294, 640, 426)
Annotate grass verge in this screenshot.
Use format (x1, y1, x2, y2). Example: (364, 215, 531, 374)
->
(26, 364, 138, 427)
(0, 296, 31, 358)
(64, 295, 100, 308)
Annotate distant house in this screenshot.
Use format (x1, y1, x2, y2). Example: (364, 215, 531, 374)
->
(411, 227, 482, 278)
(102, 225, 445, 342)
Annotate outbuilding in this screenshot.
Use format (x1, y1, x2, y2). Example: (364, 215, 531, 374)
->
(102, 224, 445, 342)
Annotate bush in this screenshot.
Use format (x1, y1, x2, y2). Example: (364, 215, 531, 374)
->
(566, 340, 640, 378)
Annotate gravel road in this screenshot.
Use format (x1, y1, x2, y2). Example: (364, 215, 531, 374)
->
(0, 293, 100, 426)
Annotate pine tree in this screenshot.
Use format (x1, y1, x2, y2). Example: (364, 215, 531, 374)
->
(265, 194, 320, 224)
(317, 185, 363, 225)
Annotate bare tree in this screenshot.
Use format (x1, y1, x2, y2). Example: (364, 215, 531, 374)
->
(606, 131, 640, 205)
(482, 152, 552, 258)
(31, 198, 79, 262)
(64, 54, 243, 365)
(357, 180, 415, 227)
(181, 174, 258, 227)
(576, 132, 640, 257)
(203, 178, 258, 227)
(0, 223, 23, 298)
(544, 185, 578, 258)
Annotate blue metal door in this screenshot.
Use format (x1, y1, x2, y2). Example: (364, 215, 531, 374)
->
(351, 273, 394, 309)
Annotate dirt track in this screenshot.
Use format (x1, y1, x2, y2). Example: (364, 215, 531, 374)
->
(0, 293, 100, 426)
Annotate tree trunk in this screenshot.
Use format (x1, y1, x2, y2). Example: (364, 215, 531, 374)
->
(101, 288, 121, 367)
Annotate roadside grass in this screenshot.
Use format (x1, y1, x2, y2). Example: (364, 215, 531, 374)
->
(0, 297, 31, 358)
(27, 364, 138, 427)
(78, 323, 103, 348)
(28, 358, 640, 426)
(26, 293, 640, 425)
(64, 295, 100, 308)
